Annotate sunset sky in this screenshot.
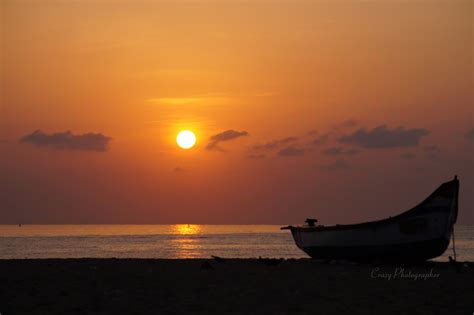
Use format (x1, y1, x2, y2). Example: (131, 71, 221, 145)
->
(1, 0, 473, 224)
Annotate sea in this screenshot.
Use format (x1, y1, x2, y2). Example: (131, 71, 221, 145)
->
(1, 225, 473, 261)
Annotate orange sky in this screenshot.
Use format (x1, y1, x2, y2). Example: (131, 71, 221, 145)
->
(1, 0, 473, 224)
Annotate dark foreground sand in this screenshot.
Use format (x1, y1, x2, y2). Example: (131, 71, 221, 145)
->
(1, 259, 473, 314)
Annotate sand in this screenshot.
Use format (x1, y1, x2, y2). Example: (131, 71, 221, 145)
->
(1, 259, 472, 314)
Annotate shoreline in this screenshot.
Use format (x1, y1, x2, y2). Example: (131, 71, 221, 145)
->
(1, 259, 473, 314)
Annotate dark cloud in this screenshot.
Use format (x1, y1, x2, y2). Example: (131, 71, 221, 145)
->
(206, 129, 249, 151)
(321, 159, 351, 171)
(173, 167, 184, 172)
(311, 133, 329, 146)
(277, 146, 305, 157)
(322, 146, 358, 156)
(19, 130, 112, 152)
(206, 143, 226, 151)
(339, 125, 429, 148)
(252, 136, 297, 151)
(210, 129, 248, 142)
(465, 128, 474, 141)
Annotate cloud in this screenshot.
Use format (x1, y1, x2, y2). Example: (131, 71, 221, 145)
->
(206, 129, 249, 151)
(173, 167, 184, 172)
(322, 146, 358, 156)
(310, 133, 329, 146)
(465, 128, 474, 141)
(252, 137, 298, 151)
(210, 129, 249, 142)
(20, 130, 112, 152)
(339, 125, 429, 148)
(321, 159, 351, 171)
(277, 146, 305, 157)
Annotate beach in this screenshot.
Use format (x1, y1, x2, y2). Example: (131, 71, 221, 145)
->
(1, 259, 472, 314)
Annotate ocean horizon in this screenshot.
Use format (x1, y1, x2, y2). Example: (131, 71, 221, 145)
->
(1, 224, 473, 261)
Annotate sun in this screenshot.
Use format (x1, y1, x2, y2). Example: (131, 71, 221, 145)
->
(176, 130, 196, 149)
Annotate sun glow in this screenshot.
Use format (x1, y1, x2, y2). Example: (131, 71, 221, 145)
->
(174, 224, 200, 235)
(176, 130, 196, 149)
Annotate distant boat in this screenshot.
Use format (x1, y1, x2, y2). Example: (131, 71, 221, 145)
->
(282, 176, 459, 262)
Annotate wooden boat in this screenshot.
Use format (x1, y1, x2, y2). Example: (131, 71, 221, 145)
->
(282, 176, 459, 261)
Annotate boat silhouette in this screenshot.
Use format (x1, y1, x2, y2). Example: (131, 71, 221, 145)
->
(282, 176, 459, 262)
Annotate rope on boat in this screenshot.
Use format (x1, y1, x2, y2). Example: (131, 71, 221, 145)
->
(452, 227, 457, 262)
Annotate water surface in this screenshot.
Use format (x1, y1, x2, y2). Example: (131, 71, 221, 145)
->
(1, 225, 472, 261)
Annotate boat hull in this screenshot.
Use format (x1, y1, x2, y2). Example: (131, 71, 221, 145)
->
(286, 177, 459, 262)
(300, 238, 450, 262)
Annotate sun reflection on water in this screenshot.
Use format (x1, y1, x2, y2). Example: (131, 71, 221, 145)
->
(173, 224, 201, 235)
(170, 225, 202, 258)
